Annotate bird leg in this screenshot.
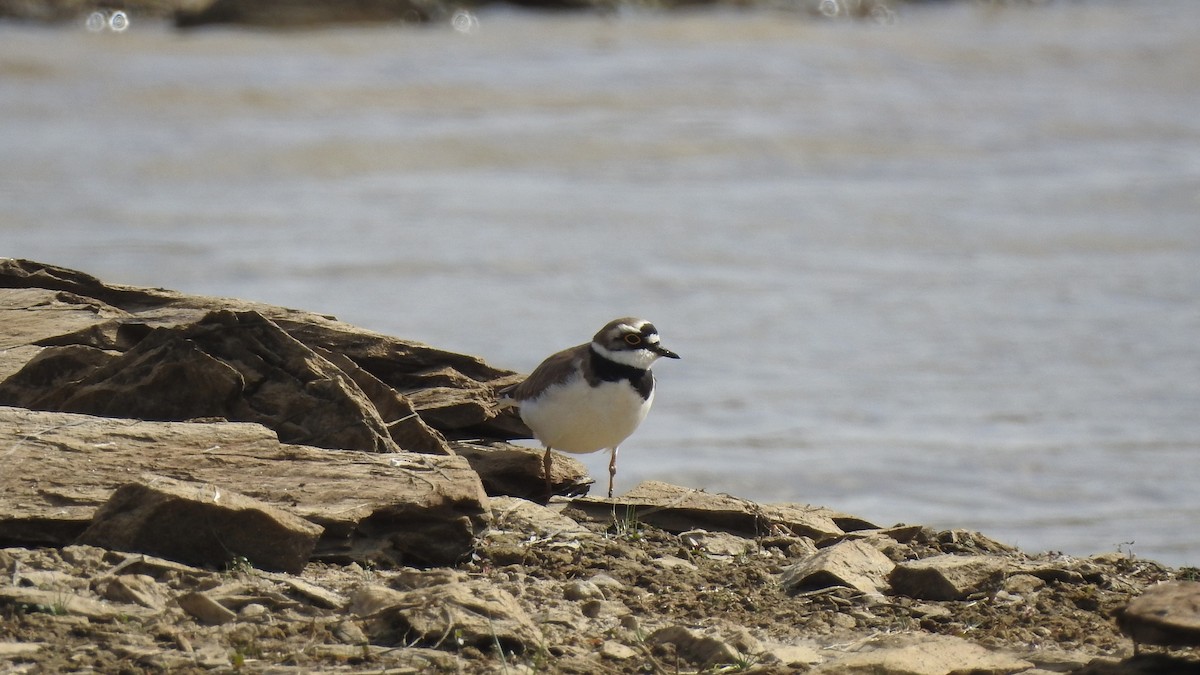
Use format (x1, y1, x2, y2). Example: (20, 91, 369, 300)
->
(543, 446, 554, 498)
(607, 446, 619, 499)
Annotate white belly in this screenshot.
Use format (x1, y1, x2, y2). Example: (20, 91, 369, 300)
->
(519, 376, 654, 454)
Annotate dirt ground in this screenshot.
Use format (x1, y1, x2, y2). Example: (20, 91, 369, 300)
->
(4, 505, 1199, 674)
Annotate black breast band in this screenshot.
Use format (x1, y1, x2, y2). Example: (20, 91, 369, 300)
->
(588, 347, 654, 400)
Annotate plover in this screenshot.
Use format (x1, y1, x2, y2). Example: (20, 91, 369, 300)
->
(500, 317, 679, 499)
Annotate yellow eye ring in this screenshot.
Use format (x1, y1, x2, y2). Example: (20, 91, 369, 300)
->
(624, 333, 642, 346)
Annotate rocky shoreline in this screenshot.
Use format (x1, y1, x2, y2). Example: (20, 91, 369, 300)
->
(1, 258, 1199, 674)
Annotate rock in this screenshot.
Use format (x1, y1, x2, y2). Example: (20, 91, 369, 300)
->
(878, 524, 934, 544)
(570, 480, 849, 540)
(332, 620, 368, 645)
(57, 545, 109, 570)
(1003, 573, 1047, 595)
(0, 407, 488, 568)
(564, 580, 605, 602)
(347, 584, 408, 617)
(760, 642, 823, 667)
(389, 567, 470, 590)
(680, 529, 759, 558)
(2, 309, 407, 455)
(0, 642, 44, 657)
(270, 319, 525, 439)
(534, 603, 585, 632)
(1021, 648, 1096, 673)
(814, 633, 1033, 675)
(102, 551, 210, 580)
(580, 598, 631, 619)
(0, 586, 146, 620)
(652, 554, 698, 571)
(1018, 560, 1087, 585)
(0, 259, 524, 452)
(198, 580, 295, 613)
(909, 602, 952, 620)
(238, 603, 270, 622)
(1118, 581, 1200, 649)
(646, 625, 746, 668)
(11, 569, 81, 591)
(457, 443, 592, 499)
(190, 643, 233, 669)
(489, 496, 591, 542)
(260, 572, 347, 609)
(934, 528, 1018, 555)
(0, 260, 166, 308)
(405, 386, 499, 434)
(763, 503, 879, 539)
(77, 473, 323, 574)
(781, 540, 895, 595)
(176, 591, 237, 626)
(600, 640, 638, 660)
(314, 347, 452, 455)
(588, 573, 625, 596)
(722, 625, 765, 656)
(0, 286, 126, 380)
(357, 580, 542, 654)
(889, 554, 1011, 601)
(96, 574, 169, 611)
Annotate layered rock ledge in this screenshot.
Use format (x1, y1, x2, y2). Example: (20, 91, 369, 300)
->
(1, 259, 1198, 674)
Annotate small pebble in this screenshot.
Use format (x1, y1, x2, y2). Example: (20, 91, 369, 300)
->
(564, 580, 604, 602)
(332, 620, 367, 645)
(238, 603, 270, 622)
(600, 640, 637, 660)
(580, 599, 603, 618)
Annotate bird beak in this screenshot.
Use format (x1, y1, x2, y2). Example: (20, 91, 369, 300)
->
(653, 344, 680, 359)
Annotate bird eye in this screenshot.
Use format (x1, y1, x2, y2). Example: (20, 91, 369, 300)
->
(624, 334, 642, 346)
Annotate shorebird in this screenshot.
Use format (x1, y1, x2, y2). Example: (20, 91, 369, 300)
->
(500, 317, 679, 498)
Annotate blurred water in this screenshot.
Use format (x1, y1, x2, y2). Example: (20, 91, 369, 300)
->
(3, 1, 1199, 564)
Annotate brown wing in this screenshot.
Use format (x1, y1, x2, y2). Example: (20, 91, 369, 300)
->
(505, 343, 587, 402)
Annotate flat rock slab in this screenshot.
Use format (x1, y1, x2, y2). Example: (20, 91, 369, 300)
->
(760, 643, 824, 668)
(0, 407, 488, 568)
(78, 474, 323, 574)
(351, 580, 541, 654)
(176, 591, 238, 626)
(0, 586, 151, 621)
(815, 633, 1033, 675)
(0, 642, 44, 657)
(454, 442, 592, 499)
(680, 529, 760, 558)
(647, 625, 749, 668)
(569, 480, 850, 541)
(889, 554, 1012, 601)
(764, 503, 880, 537)
(780, 539, 896, 595)
(95, 574, 169, 611)
(489, 496, 592, 540)
(1119, 580, 1200, 649)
